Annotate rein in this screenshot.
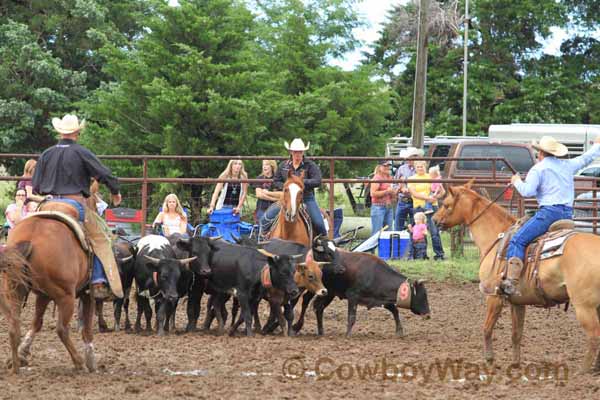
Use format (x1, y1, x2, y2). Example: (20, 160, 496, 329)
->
(467, 185, 513, 226)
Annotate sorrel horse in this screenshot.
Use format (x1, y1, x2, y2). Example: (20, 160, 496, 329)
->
(0, 188, 101, 374)
(433, 181, 600, 373)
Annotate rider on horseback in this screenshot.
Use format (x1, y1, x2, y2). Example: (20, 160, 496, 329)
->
(500, 135, 600, 296)
(32, 114, 123, 301)
(260, 138, 327, 237)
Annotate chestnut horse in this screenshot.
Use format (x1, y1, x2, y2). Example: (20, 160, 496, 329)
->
(434, 181, 600, 373)
(271, 170, 333, 246)
(1, 191, 100, 374)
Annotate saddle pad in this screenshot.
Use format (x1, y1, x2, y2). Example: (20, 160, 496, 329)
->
(538, 230, 577, 261)
(24, 211, 89, 252)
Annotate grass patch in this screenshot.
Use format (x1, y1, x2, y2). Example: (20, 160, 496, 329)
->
(388, 257, 479, 282)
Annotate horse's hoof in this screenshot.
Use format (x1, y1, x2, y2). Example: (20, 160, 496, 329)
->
(396, 330, 406, 338)
(288, 330, 297, 337)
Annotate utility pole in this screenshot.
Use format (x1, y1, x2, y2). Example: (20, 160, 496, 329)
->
(462, 0, 469, 136)
(411, 0, 430, 149)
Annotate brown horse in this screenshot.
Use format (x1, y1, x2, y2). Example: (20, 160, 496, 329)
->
(433, 181, 600, 373)
(1, 192, 101, 374)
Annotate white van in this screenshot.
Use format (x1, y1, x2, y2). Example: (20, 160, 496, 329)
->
(488, 124, 600, 157)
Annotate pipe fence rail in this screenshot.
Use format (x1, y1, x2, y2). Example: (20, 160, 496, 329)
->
(2, 153, 599, 238)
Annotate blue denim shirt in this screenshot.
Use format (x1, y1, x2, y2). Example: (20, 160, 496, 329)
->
(514, 143, 600, 206)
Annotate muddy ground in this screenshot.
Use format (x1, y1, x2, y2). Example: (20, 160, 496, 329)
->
(1, 282, 599, 400)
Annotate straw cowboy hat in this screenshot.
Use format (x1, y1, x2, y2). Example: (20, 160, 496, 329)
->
(400, 147, 424, 158)
(532, 136, 568, 157)
(52, 114, 86, 135)
(284, 138, 310, 151)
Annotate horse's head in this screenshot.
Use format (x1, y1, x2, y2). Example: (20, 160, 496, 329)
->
(433, 180, 481, 229)
(282, 170, 305, 222)
(85, 179, 100, 212)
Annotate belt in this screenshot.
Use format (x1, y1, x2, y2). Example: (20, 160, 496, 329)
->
(52, 194, 86, 205)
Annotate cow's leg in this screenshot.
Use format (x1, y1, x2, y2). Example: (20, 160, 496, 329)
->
(143, 298, 153, 332)
(483, 295, 504, 364)
(113, 297, 123, 332)
(252, 298, 261, 332)
(573, 304, 600, 373)
(169, 300, 177, 331)
(202, 294, 215, 331)
(292, 291, 315, 334)
(345, 298, 358, 337)
(314, 294, 335, 336)
(384, 303, 404, 337)
(123, 292, 132, 331)
(213, 296, 226, 335)
(262, 301, 279, 335)
(156, 300, 168, 336)
(186, 287, 202, 332)
(54, 295, 85, 370)
(238, 293, 254, 337)
(510, 304, 526, 366)
(284, 301, 295, 337)
(18, 294, 51, 361)
(80, 295, 97, 372)
(134, 294, 144, 333)
(230, 297, 239, 328)
(96, 300, 109, 332)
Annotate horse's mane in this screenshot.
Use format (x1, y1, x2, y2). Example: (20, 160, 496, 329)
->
(465, 188, 516, 226)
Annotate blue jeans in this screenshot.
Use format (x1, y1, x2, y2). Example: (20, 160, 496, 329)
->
(370, 205, 394, 235)
(413, 240, 428, 260)
(414, 206, 445, 259)
(256, 209, 266, 225)
(395, 199, 414, 231)
(260, 195, 327, 237)
(506, 205, 573, 261)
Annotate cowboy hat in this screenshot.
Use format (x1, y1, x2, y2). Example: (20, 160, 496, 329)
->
(52, 114, 86, 135)
(284, 138, 310, 152)
(532, 136, 568, 157)
(402, 147, 424, 158)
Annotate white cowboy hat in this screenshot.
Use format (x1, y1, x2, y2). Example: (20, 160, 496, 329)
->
(402, 147, 424, 158)
(52, 114, 86, 135)
(284, 138, 310, 151)
(532, 136, 568, 157)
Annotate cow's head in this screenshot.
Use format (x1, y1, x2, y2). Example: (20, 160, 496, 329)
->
(312, 235, 344, 274)
(257, 249, 300, 299)
(410, 279, 431, 317)
(176, 236, 220, 277)
(295, 251, 327, 297)
(143, 255, 197, 302)
(113, 242, 135, 275)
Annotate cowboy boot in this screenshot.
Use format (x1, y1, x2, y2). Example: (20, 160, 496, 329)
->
(500, 257, 524, 296)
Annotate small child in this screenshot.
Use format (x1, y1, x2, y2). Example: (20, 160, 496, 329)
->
(425, 165, 443, 214)
(408, 212, 428, 260)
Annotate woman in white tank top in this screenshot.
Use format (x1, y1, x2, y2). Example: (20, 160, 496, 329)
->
(153, 193, 188, 236)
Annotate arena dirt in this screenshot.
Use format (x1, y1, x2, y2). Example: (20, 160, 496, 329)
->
(1, 282, 600, 399)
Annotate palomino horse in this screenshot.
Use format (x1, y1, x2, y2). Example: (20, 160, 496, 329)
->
(433, 181, 600, 373)
(0, 189, 101, 374)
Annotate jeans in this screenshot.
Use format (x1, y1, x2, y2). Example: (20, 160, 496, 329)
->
(413, 240, 428, 260)
(414, 206, 445, 259)
(260, 194, 327, 237)
(370, 205, 394, 235)
(395, 199, 414, 231)
(256, 209, 266, 225)
(506, 205, 573, 261)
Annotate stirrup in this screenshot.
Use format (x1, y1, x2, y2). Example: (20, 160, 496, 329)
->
(499, 279, 520, 296)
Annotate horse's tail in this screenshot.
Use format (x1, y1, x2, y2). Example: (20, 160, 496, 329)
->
(0, 242, 31, 318)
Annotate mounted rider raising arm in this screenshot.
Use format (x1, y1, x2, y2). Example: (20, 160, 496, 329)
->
(500, 135, 600, 296)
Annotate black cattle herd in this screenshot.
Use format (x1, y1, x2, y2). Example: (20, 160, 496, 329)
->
(103, 232, 431, 338)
